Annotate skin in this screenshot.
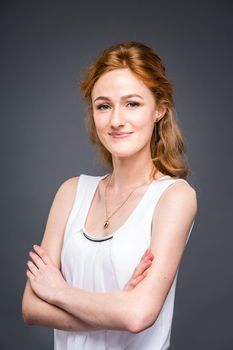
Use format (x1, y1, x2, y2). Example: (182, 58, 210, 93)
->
(92, 68, 166, 192)
(22, 176, 154, 331)
(22, 68, 197, 333)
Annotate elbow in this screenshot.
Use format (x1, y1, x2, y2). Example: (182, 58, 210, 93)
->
(22, 308, 34, 326)
(125, 307, 157, 334)
(23, 314, 36, 326)
(23, 315, 35, 326)
(22, 299, 36, 326)
(22, 282, 43, 326)
(22, 310, 34, 326)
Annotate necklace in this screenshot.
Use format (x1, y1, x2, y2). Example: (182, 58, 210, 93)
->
(103, 174, 152, 230)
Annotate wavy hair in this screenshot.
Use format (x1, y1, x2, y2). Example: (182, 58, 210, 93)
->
(79, 41, 189, 179)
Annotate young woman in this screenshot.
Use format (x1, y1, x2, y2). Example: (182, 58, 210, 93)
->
(22, 41, 197, 349)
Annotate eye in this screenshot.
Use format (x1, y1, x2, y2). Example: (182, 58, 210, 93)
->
(96, 103, 111, 110)
(126, 101, 140, 108)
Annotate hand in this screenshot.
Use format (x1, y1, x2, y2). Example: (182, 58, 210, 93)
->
(124, 249, 154, 291)
(26, 245, 69, 304)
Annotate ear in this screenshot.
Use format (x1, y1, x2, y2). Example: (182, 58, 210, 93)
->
(154, 104, 167, 123)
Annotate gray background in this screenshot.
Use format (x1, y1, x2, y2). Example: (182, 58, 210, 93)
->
(1, 0, 233, 349)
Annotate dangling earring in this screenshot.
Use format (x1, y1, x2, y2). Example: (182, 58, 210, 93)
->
(151, 122, 157, 163)
(153, 122, 157, 142)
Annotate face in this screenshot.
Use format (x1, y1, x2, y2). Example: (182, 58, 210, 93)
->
(91, 68, 165, 160)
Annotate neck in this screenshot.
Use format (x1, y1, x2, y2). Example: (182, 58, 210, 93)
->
(110, 153, 158, 192)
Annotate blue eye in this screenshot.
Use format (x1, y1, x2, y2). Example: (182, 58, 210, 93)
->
(97, 104, 110, 110)
(127, 102, 140, 108)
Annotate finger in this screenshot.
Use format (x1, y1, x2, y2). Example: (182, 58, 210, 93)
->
(26, 269, 35, 280)
(129, 274, 146, 288)
(132, 269, 150, 286)
(134, 260, 152, 278)
(29, 251, 45, 269)
(126, 269, 150, 290)
(146, 250, 154, 261)
(136, 254, 154, 270)
(140, 249, 150, 262)
(27, 260, 39, 275)
(133, 259, 153, 279)
(140, 250, 154, 264)
(131, 251, 154, 280)
(33, 245, 50, 264)
(136, 253, 153, 273)
(142, 253, 154, 264)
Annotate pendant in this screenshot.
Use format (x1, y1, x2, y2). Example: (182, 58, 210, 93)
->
(104, 220, 109, 229)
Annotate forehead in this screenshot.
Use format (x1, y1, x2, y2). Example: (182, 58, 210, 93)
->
(92, 68, 152, 99)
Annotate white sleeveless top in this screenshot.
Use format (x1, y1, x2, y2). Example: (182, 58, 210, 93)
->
(54, 174, 194, 350)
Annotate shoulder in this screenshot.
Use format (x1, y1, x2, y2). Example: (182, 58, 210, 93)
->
(58, 176, 79, 195)
(55, 176, 79, 199)
(50, 176, 80, 213)
(163, 179, 197, 211)
(153, 179, 197, 227)
(54, 173, 107, 205)
(55, 173, 103, 202)
(150, 179, 197, 257)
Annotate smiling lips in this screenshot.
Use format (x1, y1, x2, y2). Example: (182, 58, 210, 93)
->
(108, 131, 133, 139)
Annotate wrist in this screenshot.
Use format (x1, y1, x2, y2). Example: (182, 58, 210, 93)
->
(53, 284, 72, 307)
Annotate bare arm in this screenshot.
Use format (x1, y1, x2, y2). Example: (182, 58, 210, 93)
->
(27, 181, 197, 333)
(22, 177, 94, 331)
(22, 177, 153, 331)
(22, 281, 95, 331)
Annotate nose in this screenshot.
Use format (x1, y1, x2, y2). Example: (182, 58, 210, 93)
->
(110, 107, 125, 128)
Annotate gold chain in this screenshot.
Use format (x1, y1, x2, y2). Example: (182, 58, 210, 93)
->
(103, 174, 152, 229)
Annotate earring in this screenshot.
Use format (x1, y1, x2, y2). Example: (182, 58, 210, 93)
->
(153, 122, 157, 142)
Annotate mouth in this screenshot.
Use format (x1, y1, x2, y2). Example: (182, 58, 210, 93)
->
(108, 131, 133, 139)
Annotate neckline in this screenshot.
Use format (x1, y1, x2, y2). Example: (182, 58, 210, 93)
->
(82, 228, 114, 242)
(82, 174, 170, 242)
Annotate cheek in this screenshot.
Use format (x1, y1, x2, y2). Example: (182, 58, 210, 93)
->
(133, 112, 155, 130)
(93, 115, 109, 133)
(92, 117, 107, 142)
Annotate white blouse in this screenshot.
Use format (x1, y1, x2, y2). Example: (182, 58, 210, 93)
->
(54, 174, 194, 350)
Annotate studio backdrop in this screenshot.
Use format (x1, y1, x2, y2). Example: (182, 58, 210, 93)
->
(1, 1, 233, 349)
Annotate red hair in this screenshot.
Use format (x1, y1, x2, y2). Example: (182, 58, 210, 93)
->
(79, 42, 189, 179)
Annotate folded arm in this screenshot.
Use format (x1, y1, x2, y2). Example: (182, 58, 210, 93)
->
(22, 281, 95, 331)
(22, 177, 93, 331)
(22, 177, 153, 331)
(26, 180, 197, 333)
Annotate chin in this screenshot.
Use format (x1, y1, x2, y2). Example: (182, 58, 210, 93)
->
(106, 144, 133, 156)
(102, 140, 150, 159)
(110, 147, 144, 159)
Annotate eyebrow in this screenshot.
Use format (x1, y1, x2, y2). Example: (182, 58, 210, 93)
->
(93, 94, 144, 103)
